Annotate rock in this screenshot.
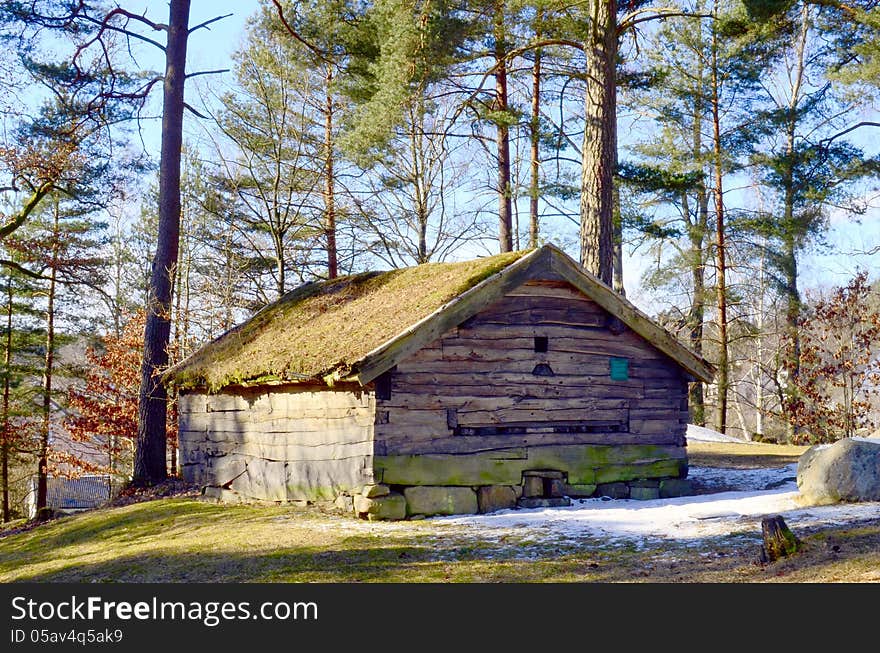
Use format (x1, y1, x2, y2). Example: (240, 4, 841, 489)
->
(361, 484, 390, 498)
(629, 486, 660, 500)
(477, 486, 517, 513)
(596, 482, 630, 499)
(354, 492, 406, 520)
(522, 476, 544, 498)
(797, 438, 880, 505)
(564, 483, 597, 498)
(333, 494, 354, 512)
(659, 479, 694, 498)
(403, 486, 478, 516)
(547, 478, 566, 498)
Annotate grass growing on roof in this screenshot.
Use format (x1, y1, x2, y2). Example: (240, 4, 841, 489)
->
(168, 249, 531, 391)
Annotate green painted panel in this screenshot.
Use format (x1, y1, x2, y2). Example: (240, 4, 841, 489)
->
(609, 357, 629, 381)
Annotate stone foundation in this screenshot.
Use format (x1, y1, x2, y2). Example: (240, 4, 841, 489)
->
(335, 471, 695, 521)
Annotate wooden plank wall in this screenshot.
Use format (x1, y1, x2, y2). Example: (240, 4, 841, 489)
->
(179, 384, 375, 501)
(375, 281, 689, 457)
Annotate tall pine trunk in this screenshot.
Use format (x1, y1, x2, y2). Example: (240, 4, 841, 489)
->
(324, 64, 338, 279)
(579, 0, 617, 285)
(134, 0, 190, 484)
(1, 281, 11, 522)
(687, 35, 708, 427)
(780, 5, 810, 442)
(529, 16, 542, 249)
(710, 12, 729, 434)
(494, 2, 512, 252)
(36, 202, 60, 518)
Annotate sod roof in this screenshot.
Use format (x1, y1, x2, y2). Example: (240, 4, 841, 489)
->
(166, 249, 532, 391)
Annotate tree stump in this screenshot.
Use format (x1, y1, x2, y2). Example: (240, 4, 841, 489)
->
(760, 515, 801, 563)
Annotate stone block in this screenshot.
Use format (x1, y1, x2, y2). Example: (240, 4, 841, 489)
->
(548, 478, 567, 498)
(629, 486, 660, 500)
(403, 486, 478, 516)
(354, 492, 406, 520)
(659, 478, 694, 498)
(477, 485, 517, 514)
(629, 479, 660, 488)
(362, 484, 390, 498)
(564, 484, 597, 498)
(334, 494, 354, 512)
(523, 469, 565, 479)
(522, 476, 544, 498)
(596, 482, 630, 499)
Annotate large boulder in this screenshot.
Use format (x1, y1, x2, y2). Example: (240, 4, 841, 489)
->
(797, 438, 880, 505)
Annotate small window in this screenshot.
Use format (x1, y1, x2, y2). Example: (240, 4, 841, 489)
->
(375, 371, 392, 400)
(534, 336, 548, 353)
(609, 357, 629, 381)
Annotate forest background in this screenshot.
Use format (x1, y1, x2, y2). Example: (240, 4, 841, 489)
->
(0, 0, 878, 521)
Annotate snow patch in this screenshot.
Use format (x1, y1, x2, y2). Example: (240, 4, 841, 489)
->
(686, 424, 748, 443)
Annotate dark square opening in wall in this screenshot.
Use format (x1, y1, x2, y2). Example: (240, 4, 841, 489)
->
(375, 371, 393, 400)
(534, 336, 548, 353)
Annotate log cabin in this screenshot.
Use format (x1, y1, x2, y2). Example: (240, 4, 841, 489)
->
(164, 244, 714, 519)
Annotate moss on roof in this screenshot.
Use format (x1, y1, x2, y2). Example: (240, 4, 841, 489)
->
(167, 249, 531, 392)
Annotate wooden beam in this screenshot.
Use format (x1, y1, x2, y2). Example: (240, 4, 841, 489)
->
(546, 247, 716, 383)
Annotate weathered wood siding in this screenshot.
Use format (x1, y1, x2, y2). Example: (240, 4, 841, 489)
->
(374, 280, 690, 486)
(178, 384, 375, 501)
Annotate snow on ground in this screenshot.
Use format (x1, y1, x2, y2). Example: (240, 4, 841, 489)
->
(686, 424, 748, 443)
(434, 464, 880, 549)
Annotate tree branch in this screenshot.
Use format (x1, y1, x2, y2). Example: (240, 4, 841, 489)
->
(189, 13, 233, 34)
(618, 9, 710, 34)
(819, 121, 880, 147)
(183, 102, 209, 120)
(185, 69, 230, 80)
(0, 181, 54, 239)
(269, 0, 334, 64)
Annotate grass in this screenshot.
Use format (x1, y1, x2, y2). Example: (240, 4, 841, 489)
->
(1, 441, 878, 583)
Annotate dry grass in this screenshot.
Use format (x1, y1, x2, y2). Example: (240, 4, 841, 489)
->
(168, 249, 530, 391)
(1, 441, 877, 583)
(688, 441, 809, 469)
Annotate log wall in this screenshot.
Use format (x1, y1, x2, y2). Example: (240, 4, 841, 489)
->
(178, 383, 375, 501)
(374, 280, 690, 486)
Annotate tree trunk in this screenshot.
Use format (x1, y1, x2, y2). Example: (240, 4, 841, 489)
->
(780, 5, 810, 442)
(324, 64, 338, 279)
(134, 0, 190, 485)
(685, 191, 707, 427)
(759, 515, 800, 563)
(579, 0, 617, 285)
(711, 15, 728, 434)
(1, 281, 11, 522)
(494, 2, 512, 253)
(612, 184, 624, 295)
(36, 203, 60, 519)
(529, 17, 542, 249)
